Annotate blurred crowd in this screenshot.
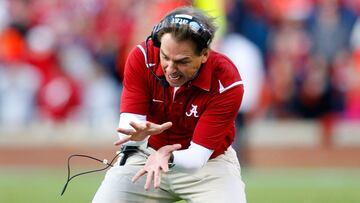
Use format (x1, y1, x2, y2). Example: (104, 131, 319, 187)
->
(1, 0, 360, 130)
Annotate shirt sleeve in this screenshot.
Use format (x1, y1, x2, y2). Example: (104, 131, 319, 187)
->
(120, 46, 150, 115)
(172, 141, 214, 172)
(118, 113, 147, 146)
(192, 84, 243, 151)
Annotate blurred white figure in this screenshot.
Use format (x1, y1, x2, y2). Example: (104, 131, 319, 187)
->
(59, 44, 96, 83)
(221, 33, 264, 114)
(0, 0, 9, 32)
(220, 33, 265, 163)
(0, 64, 40, 129)
(83, 66, 121, 132)
(58, 42, 120, 131)
(350, 18, 360, 50)
(27, 25, 56, 55)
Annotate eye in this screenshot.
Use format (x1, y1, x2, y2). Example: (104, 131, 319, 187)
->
(177, 60, 190, 65)
(160, 53, 168, 60)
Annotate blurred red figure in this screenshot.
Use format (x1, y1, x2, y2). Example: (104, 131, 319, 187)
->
(24, 25, 82, 122)
(37, 75, 81, 122)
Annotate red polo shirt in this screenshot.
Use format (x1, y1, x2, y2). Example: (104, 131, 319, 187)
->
(121, 40, 244, 158)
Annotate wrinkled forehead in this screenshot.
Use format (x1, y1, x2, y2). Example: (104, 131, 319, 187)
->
(159, 33, 198, 58)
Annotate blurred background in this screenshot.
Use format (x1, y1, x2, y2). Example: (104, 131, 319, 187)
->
(0, 0, 360, 202)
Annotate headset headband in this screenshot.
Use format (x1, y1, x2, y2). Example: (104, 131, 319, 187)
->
(150, 14, 212, 48)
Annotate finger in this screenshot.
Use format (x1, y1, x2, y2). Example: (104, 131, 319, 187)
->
(145, 121, 152, 129)
(142, 122, 152, 133)
(154, 168, 161, 188)
(166, 144, 182, 152)
(129, 121, 145, 131)
(147, 121, 173, 135)
(132, 169, 147, 183)
(113, 136, 131, 146)
(117, 127, 136, 135)
(160, 122, 172, 130)
(144, 170, 154, 191)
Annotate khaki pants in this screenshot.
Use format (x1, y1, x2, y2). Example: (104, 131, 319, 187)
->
(92, 145, 247, 203)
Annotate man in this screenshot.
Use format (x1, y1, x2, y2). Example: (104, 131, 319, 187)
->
(93, 6, 246, 203)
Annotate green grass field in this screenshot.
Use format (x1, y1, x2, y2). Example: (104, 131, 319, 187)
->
(0, 168, 359, 203)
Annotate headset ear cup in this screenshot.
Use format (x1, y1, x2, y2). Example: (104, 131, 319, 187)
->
(151, 24, 162, 47)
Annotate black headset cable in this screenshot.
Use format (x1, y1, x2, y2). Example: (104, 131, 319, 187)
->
(60, 152, 120, 196)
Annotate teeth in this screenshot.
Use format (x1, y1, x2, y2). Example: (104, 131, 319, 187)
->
(169, 74, 180, 79)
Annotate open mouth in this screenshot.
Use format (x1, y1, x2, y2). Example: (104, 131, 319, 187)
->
(169, 73, 181, 80)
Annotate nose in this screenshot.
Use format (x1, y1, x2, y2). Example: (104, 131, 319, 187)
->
(165, 61, 177, 73)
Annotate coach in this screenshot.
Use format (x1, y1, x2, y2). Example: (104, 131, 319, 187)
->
(92, 6, 246, 203)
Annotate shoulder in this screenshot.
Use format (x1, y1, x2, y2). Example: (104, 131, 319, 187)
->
(130, 39, 160, 66)
(207, 50, 243, 94)
(125, 40, 159, 72)
(123, 42, 150, 80)
(127, 42, 146, 63)
(208, 50, 241, 81)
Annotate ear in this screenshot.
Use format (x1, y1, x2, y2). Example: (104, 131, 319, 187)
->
(201, 49, 209, 64)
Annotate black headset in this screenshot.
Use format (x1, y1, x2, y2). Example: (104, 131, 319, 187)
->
(150, 14, 212, 48)
(145, 13, 212, 88)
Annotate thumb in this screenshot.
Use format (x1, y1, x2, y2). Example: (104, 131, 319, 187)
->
(159, 144, 182, 155)
(160, 144, 181, 172)
(167, 143, 182, 152)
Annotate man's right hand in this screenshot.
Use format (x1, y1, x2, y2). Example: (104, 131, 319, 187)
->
(114, 121, 172, 146)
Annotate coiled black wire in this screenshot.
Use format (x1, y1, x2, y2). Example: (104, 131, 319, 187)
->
(60, 152, 120, 196)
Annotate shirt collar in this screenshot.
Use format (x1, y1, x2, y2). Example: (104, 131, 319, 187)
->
(189, 61, 212, 91)
(189, 51, 213, 91)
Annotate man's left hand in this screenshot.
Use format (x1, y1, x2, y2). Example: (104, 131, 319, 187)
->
(132, 144, 181, 190)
